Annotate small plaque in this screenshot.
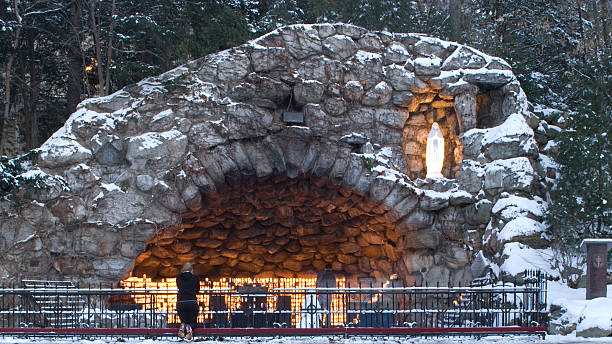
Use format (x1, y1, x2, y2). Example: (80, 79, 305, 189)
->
(283, 111, 304, 124)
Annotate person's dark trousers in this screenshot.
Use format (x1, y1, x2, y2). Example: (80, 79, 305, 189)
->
(177, 300, 198, 329)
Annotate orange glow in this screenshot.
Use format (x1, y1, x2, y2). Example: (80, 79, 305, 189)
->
(85, 57, 97, 73)
(120, 275, 346, 327)
(371, 274, 397, 303)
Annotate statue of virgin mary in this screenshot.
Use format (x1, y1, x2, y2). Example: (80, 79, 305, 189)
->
(426, 122, 444, 178)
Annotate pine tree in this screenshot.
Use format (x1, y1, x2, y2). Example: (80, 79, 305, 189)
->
(464, 0, 583, 106)
(547, 54, 611, 249)
(252, 0, 306, 34)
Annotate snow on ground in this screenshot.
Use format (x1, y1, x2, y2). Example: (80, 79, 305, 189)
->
(0, 335, 611, 344)
(548, 282, 612, 336)
(576, 299, 612, 334)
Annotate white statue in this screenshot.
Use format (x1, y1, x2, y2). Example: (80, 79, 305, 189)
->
(426, 122, 444, 178)
(298, 292, 322, 328)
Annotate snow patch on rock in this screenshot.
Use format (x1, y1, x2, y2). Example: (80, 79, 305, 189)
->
(500, 242, 555, 276)
(498, 216, 546, 242)
(575, 298, 612, 337)
(493, 195, 545, 219)
(483, 113, 534, 145)
(39, 137, 92, 168)
(355, 50, 382, 63)
(125, 130, 188, 169)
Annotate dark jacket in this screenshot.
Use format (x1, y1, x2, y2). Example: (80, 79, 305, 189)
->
(177, 271, 200, 301)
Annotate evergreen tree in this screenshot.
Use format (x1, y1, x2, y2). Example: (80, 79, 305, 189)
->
(547, 54, 611, 249)
(109, 0, 190, 88)
(252, 0, 306, 34)
(0, 0, 76, 151)
(465, 0, 583, 106)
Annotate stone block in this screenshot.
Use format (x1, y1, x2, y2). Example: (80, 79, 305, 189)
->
(217, 51, 250, 82)
(414, 39, 457, 60)
(420, 190, 450, 211)
(441, 46, 486, 70)
(463, 69, 514, 87)
(316, 23, 336, 38)
(454, 93, 477, 132)
(323, 34, 359, 60)
(358, 33, 383, 51)
(384, 42, 410, 64)
(392, 92, 417, 109)
(414, 57, 441, 77)
(251, 46, 287, 72)
(280, 26, 322, 60)
(362, 81, 392, 106)
(343, 81, 364, 102)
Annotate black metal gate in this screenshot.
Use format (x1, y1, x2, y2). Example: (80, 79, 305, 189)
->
(0, 270, 548, 338)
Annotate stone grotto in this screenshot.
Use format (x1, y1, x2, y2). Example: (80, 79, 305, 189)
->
(0, 23, 558, 287)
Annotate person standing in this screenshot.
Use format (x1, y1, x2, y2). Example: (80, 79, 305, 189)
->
(316, 269, 335, 328)
(176, 262, 199, 340)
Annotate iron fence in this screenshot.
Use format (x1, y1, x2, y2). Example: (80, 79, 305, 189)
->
(0, 270, 548, 336)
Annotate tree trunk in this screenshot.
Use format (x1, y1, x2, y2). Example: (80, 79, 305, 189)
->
(577, 0, 587, 64)
(18, 31, 42, 150)
(103, 0, 116, 95)
(601, 0, 610, 47)
(0, 0, 22, 155)
(449, 0, 464, 43)
(66, 0, 84, 114)
(86, 0, 106, 96)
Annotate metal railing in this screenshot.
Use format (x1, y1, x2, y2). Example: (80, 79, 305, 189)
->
(0, 270, 548, 337)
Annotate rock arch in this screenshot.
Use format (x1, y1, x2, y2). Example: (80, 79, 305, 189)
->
(0, 24, 550, 286)
(128, 129, 472, 282)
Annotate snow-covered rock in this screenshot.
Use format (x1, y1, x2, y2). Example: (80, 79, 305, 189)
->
(39, 137, 92, 168)
(549, 282, 612, 338)
(362, 81, 392, 106)
(462, 68, 515, 87)
(500, 242, 555, 276)
(497, 217, 547, 248)
(384, 42, 410, 64)
(576, 298, 612, 337)
(492, 195, 545, 221)
(441, 46, 487, 70)
(484, 157, 536, 192)
(482, 113, 538, 160)
(383, 64, 428, 92)
(420, 189, 450, 211)
(413, 57, 442, 77)
(125, 130, 188, 170)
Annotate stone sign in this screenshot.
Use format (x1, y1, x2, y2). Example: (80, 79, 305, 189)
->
(581, 239, 612, 299)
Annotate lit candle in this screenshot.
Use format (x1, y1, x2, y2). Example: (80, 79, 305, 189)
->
(426, 122, 444, 178)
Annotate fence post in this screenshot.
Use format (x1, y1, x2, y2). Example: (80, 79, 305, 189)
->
(87, 283, 91, 328)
